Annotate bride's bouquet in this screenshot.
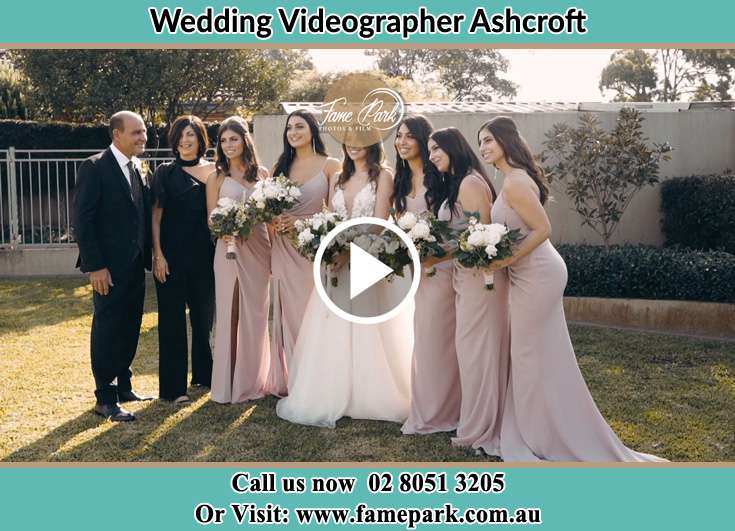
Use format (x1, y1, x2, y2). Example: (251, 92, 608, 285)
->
(247, 174, 301, 223)
(209, 197, 253, 259)
(455, 215, 522, 289)
(394, 209, 453, 277)
(352, 231, 410, 282)
(292, 208, 346, 286)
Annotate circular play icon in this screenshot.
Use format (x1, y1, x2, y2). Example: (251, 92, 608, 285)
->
(312, 217, 421, 324)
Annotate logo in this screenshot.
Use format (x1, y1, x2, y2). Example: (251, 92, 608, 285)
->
(317, 73, 405, 148)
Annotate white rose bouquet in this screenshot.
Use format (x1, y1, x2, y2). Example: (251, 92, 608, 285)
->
(209, 197, 253, 259)
(347, 230, 410, 283)
(455, 215, 522, 289)
(394, 209, 453, 277)
(246, 174, 301, 223)
(292, 208, 346, 286)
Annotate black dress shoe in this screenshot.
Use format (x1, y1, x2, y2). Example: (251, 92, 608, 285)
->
(118, 390, 155, 403)
(94, 403, 136, 422)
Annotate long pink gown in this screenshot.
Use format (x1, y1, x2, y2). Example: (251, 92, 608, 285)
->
(491, 174, 666, 462)
(211, 177, 272, 404)
(438, 192, 510, 455)
(401, 194, 461, 435)
(268, 171, 329, 396)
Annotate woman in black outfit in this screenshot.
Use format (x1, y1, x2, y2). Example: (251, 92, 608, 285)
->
(151, 115, 216, 405)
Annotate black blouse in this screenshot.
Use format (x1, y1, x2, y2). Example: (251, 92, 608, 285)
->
(151, 162, 214, 268)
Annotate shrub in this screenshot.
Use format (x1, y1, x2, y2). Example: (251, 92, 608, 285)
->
(661, 175, 735, 254)
(558, 244, 735, 303)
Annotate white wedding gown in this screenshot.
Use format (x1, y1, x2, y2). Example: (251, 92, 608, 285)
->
(276, 182, 415, 428)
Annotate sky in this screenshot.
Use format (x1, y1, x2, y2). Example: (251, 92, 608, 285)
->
(308, 49, 616, 102)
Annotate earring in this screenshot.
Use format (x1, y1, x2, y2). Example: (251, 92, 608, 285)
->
(311, 138, 316, 153)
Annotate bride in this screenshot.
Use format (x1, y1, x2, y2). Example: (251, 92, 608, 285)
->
(276, 141, 414, 428)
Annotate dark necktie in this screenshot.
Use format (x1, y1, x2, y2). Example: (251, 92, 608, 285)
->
(127, 161, 142, 203)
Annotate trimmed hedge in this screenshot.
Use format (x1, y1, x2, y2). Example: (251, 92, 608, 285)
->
(0, 119, 222, 151)
(558, 244, 735, 303)
(661, 175, 735, 254)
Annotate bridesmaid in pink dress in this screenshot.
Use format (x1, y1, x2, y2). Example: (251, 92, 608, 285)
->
(394, 116, 462, 436)
(206, 116, 272, 404)
(428, 127, 510, 456)
(268, 110, 340, 395)
(478, 116, 666, 462)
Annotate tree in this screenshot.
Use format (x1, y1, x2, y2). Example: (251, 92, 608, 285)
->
(0, 62, 30, 119)
(11, 50, 294, 125)
(284, 69, 447, 104)
(368, 49, 517, 101)
(542, 108, 672, 248)
(656, 49, 697, 102)
(599, 50, 657, 102)
(684, 49, 735, 100)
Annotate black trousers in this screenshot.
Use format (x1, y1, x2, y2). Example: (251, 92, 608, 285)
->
(91, 254, 145, 405)
(155, 259, 214, 400)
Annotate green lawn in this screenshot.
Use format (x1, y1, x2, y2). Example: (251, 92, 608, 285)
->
(0, 278, 733, 462)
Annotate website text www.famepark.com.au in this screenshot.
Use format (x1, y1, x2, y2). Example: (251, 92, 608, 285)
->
(295, 503, 542, 527)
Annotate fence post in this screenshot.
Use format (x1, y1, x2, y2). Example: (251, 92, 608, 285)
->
(7, 146, 20, 248)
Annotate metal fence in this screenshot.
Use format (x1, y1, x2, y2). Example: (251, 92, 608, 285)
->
(0, 148, 213, 248)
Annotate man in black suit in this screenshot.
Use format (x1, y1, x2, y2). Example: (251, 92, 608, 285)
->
(73, 111, 154, 421)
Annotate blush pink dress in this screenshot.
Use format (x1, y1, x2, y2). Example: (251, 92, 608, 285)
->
(491, 171, 666, 462)
(438, 190, 510, 456)
(401, 194, 461, 435)
(268, 170, 329, 396)
(211, 177, 272, 403)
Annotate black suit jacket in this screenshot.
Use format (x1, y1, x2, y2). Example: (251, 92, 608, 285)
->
(73, 148, 152, 277)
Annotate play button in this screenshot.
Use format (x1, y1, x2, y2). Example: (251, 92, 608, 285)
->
(312, 216, 421, 324)
(349, 242, 394, 299)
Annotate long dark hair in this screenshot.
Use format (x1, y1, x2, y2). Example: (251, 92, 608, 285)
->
(272, 110, 328, 177)
(215, 116, 260, 182)
(392, 115, 444, 216)
(429, 127, 495, 217)
(168, 115, 208, 159)
(337, 142, 386, 189)
(479, 116, 549, 205)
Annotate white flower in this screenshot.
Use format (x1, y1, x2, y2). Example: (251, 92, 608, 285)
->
(353, 234, 374, 251)
(263, 183, 279, 199)
(217, 197, 236, 209)
(310, 217, 323, 231)
(397, 212, 418, 231)
(256, 201, 265, 209)
(467, 231, 486, 248)
(294, 219, 306, 232)
(485, 244, 498, 258)
(250, 188, 266, 204)
(368, 237, 385, 257)
(297, 229, 315, 246)
(288, 186, 301, 199)
(484, 231, 501, 246)
(385, 239, 401, 255)
(409, 221, 431, 241)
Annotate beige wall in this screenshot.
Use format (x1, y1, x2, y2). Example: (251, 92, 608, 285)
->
(253, 110, 735, 246)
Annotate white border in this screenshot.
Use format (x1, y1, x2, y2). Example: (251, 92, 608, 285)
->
(312, 216, 421, 325)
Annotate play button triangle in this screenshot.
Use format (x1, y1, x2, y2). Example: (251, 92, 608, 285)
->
(349, 242, 394, 300)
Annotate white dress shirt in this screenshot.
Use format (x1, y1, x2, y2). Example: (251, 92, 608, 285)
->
(109, 143, 140, 187)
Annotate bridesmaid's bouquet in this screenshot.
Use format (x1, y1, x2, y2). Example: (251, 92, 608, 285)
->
(292, 208, 346, 286)
(247, 174, 301, 223)
(394, 209, 453, 277)
(455, 215, 522, 289)
(353, 232, 410, 282)
(209, 197, 253, 259)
